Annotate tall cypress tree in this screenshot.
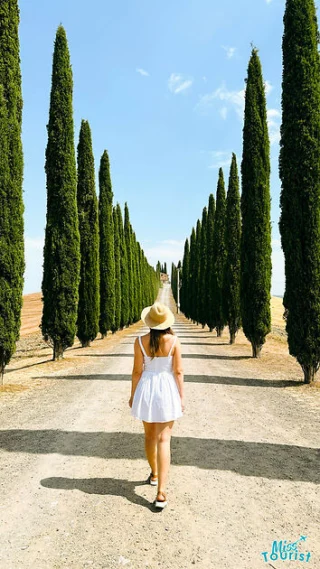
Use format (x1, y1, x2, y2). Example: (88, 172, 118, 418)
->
(206, 194, 216, 332)
(0, 1, 24, 380)
(124, 203, 133, 324)
(224, 154, 241, 344)
(279, 0, 320, 383)
(117, 204, 129, 328)
(194, 219, 202, 324)
(241, 48, 271, 357)
(188, 227, 197, 321)
(199, 207, 208, 328)
(181, 239, 190, 318)
(112, 206, 121, 332)
(76, 120, 99, 347)
(41, 26, 80, 360)
(0, 86, 11, 380)
(99, 151, 115, 337)
(212, 169, 227, 336)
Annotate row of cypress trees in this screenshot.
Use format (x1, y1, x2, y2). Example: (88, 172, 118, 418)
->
(0, 1, 25, 383)
(180, 48, 272, 358)
(41, 26, 158, 360)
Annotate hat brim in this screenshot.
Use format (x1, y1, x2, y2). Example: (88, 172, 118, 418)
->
(141, 305, 175, 330)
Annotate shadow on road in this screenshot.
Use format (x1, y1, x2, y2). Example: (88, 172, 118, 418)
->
(41, 476, 159, 511)
(0, 429, 318, 483)
(33, 373, 302, 388)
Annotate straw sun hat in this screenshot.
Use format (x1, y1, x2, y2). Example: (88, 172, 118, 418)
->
(141, 302, 175, 330)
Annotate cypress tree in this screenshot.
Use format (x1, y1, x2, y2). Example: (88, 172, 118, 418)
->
(76, 120, 99, 347)
(124, 203, 133, 324)
(224, 153, 241, 344)
(194, 219, 202, 324)
(0, 86, 12, 380)
(206, 194, 216, 332)
(199, 207, 208, 328)
(181, 239, 190, 318)
(188, 227, 197, 321)
(164, 262, 167, 275)
(241, 48, 271, 357)
(99, 150, 115, 337)
(279, 0, 320, 383)
(212, 169, 227, 336)
(117, 204, 129, 328)
(41, 26, 80, 360)
(0, 1, 24, 381)
(112, 206, 121, 332)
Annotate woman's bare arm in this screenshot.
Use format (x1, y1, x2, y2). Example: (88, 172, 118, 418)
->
(129, 338, 144, 406)
(172, 338, 184, 403)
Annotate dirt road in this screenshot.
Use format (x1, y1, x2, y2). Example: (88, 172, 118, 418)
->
(0, 284, 319, 569)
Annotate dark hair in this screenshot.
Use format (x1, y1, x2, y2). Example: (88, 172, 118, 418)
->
(149, 327, 174, 359)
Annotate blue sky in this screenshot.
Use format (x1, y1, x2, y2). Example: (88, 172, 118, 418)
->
(20, 0, 306, 296)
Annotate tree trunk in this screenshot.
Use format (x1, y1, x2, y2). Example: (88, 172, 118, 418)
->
(209, 327, 213, 333)
(229, 331, 236, 344)
(302, 365, 315, 384)
(0, 361, 4, 387)
(216, 326, 223, 337)
(252, 343, 262, 358)
(53, 342, 64, 361)
(81, 340, 91, 348)
(202, 324, 205, 329)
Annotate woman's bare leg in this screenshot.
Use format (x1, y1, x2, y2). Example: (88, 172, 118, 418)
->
(156, 421, 174, 494)
(142, 421, 158, 476)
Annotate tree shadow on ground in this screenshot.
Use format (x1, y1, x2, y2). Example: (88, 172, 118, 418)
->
(0, 429, 318, 483)
(41, 476, 160, 511)
(33, 373, 302, 388)
(74, 353, 250, 360)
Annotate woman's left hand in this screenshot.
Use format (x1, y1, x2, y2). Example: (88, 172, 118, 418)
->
(128, 395, 133, 408)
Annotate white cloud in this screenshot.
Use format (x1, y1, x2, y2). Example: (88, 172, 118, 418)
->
(267, 108, 281, 145)
(265, 80, 273, 95)
(168, 73, 193, 95)
(208, 151, 231, 169)
(266, 0, 273, 4)
(196, 82, 245, 118)
(222, 46, 236, 59)
(219, 106, 228, 120)
(203, 76, 207, 83)
(136, 68, 149, 77)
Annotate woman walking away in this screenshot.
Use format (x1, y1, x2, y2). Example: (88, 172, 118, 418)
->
(129, 302, 184, 509)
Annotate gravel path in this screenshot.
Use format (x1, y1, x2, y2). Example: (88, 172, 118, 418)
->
(0, 284, 319, 569)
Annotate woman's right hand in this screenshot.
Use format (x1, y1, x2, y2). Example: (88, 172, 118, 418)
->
(181, 396, 185, 412)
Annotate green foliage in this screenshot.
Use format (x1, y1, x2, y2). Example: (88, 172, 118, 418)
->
(113, 206, 121, 332)
(124, 203, 133, 324)
(116, 204, 129, 328)
(279, 0, 320, 382)
(211, 169, 227, 335)
(199, 207, 208, 327)
(188, 227, 197, 321)
(41, 26, 80, 359)
(241, 48, 271, 357)
(224, 154, 241, 343)
(181, 239, 190, 318)
(99, 151, 115, 336)
(206, 194, 216, 331)
(194, 219, 202, 324)
(76, 120, 100, 346)
(0, 0, 24, 377)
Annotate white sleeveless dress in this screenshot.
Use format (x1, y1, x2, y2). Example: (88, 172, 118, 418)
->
(131, 335, 183, 423)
